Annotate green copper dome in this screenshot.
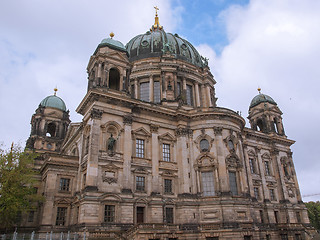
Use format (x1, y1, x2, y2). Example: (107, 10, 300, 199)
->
(40, 95, 67, 111)
(250, 93, 277, 109)
(126, 28, 207, 67)
(99, 37, 126, 52)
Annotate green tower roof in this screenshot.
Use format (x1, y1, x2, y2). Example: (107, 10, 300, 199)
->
(40, 95, 67, 111)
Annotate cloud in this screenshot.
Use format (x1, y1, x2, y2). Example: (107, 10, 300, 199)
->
(212, 0, 320, 200)
(0, 0, 180, 148)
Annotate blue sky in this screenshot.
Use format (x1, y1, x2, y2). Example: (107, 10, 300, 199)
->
(1, 0, 320, 201)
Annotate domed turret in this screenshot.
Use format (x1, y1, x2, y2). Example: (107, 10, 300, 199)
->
(40, 95, 67, 111)
(249, 93, 277, 109)
(98, 32, 127, 52)
(248, 88, 285, 135)
(26, 89, 70, 152)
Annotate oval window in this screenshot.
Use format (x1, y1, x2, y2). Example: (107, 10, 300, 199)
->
(228, 140, 234, 150)
(200, 139, 209, 152)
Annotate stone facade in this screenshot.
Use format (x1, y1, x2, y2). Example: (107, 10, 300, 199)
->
(20, 15, 316, 240)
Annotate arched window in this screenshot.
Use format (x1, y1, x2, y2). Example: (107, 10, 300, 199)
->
(273, 118, 279, 133)
(256, 119, 264, 132)
(109, 68, 120, 90)
(46, 122, 56, 137)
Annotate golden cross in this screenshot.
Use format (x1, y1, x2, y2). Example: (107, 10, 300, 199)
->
(154, 6, 159, 15)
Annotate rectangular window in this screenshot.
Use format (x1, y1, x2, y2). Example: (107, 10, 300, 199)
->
(131, 84, 135, 98)
(186, 84, 193, 106)
(249, 158, 255, 174)
(296, 211, 301, 223)
(164, 179, 172, 193)
(165, 207, 174, 224)
(266, 235, 271, 240)
(270, 189, 276, 201)
(229, 171, 238, 195)
(265, 161, 271, 176)
(244, 236, 252, 240)
(260, 210, 264, 223)
(136, 176, 145, 191)
(177, 82, 181, 96)
(154, 81, 161, 103)
(295, 234, 302, 240)
(140, 82, 150, 101)
(28, 210, 35, 222)
(59, 178, 70, 191)
(206, 238, 219, 240)
(136, 139, 145, 158)
(274, 210, 279, 223)
(56, 207, 67, 226)
(136, 206, 144, 223)
(254, 187, 259, 199)
(280, 234, 288, 240)
(201, 172, 215, 196)
(104, 205, 115, 223)
(162, 143, 170, 162)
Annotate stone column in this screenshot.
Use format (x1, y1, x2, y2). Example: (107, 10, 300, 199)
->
(256, 148, 268, 200)
(105, 68, 109, 87)
(213, 127, 228, 193)
(122, 115, 133, 191)
(134, 78, 138, 99)
(243, 145, 254, 198)
(85, 108, 103, 189)
(272, 150, 288, 201)
(182, 77, 187, 103)
(206, 85, 212, 107)
(194, 82, 201, 107)
(176, 127, 190, 193)
(201, 84, 206, 107)
(97, 62, 102, 86)
(149, 75, 154, 102)
(150, 124, 160, 194)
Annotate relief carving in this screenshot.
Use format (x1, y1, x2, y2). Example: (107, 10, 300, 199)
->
(91, 108, 103, 119)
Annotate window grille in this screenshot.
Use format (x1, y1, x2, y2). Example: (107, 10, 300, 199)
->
(154, 81, 161, 103)
(136, 176, 145, 191)
(162, 143, 170, 162)
(59, 178, 70, 191)
(229, 171, 238, 195)
(140, 82, 150, 101)
(186, 84, 193, 106)
(164, 179, 172, 193)
(136, 139, 145, 158)
(201, 172, 215, 196)
(56, 207, 67, 226)
(104, 205, 115, 222)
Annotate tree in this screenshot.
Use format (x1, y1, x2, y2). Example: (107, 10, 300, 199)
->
(0, 144, 43, 230)
(305, 201, 320, 231)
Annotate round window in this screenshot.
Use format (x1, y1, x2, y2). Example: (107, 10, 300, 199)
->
(200, 139, 209, 152)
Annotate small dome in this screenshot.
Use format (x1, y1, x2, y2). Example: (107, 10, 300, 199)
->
(99, 37, 126, 52)
(40, 95, 67, 111)
(250, 93, 277, 109)
(126, 28, 207, 67)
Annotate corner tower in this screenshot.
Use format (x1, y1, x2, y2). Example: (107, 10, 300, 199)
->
(248, 88, 285, 135)
(27, 89, 70, 152)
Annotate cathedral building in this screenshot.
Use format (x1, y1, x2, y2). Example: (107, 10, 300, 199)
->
(22, 10, 315, 240)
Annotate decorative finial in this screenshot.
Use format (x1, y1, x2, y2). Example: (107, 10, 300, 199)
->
(110, 32, 114, 39)
(154, 6, 159, 16)
(54, 87, 58, 96)
(257, 87, 261, 94)
(151, 6, 162, 31)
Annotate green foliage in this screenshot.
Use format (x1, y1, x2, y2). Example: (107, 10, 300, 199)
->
(305, 201, 320, 231)
(0, 144, 43, 229)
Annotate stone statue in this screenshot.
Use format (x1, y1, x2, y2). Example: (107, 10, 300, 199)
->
(107, 134, 116, 151)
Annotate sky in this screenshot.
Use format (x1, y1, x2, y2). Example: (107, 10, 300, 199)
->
(0, 0, 319, 202)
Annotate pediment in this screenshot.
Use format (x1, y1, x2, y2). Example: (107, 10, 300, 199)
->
(247, 149, 256, 157)
(261, 152, 271, 159)
(132, 127, 151, 137)
(101, 194, 122, 202)
(54, 198, 72, 205)
(159, 132, 176, 141)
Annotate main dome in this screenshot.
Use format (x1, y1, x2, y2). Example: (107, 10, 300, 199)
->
(126, 28, 206, 68)
(40, 95, 67, 111)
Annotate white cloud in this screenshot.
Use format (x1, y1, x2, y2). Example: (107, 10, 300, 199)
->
(213, 0, 320, 200)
